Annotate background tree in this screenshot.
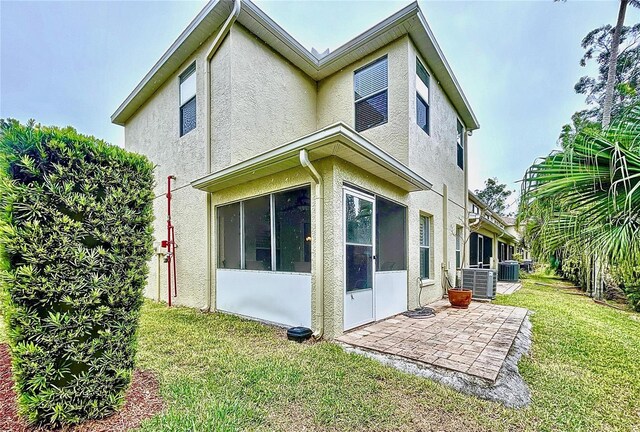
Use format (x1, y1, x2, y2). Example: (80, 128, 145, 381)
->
(603, 0, 638, 126)
(573, 2, 639, 126)
(474, 177, 514, 216)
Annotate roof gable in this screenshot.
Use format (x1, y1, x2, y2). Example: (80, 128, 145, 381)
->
(111, 0, 479, 131)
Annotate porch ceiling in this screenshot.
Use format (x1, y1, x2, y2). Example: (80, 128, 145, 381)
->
(191, 123, 432, 193)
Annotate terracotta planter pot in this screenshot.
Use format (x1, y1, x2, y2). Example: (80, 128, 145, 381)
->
(448, 288, 472, 309)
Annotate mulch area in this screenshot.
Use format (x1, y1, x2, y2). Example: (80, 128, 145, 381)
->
(0, 343, 164, 432)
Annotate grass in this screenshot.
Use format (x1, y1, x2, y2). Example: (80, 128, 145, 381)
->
(2, 274, 640, 431)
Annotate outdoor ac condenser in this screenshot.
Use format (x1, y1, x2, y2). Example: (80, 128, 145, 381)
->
(461, 268, 497, 300)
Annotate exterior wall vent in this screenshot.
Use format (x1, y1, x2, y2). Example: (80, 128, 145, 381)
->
(461, 268, 496, 300)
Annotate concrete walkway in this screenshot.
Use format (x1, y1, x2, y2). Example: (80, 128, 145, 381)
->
(337, 300, 528, 382)
(497, 281, 522, 295)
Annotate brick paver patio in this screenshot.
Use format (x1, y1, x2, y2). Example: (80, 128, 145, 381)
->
(337, 300, 528, 382)
(497, 281, 522, 295)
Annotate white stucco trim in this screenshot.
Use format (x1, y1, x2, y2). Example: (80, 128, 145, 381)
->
(111, 0, 479, 130)
(191, 123, 433, 193)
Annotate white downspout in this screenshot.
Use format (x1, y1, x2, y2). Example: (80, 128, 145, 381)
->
(203, 0, 242, 312)
(299, 149, 324, 339)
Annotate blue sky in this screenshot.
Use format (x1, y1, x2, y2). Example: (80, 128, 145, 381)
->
(1, 1, 639, 200)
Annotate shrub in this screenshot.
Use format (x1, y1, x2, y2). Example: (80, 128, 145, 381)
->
(0, 119, 154, 425)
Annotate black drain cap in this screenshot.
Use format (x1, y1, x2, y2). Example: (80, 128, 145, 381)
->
(287, 326, 313, 342)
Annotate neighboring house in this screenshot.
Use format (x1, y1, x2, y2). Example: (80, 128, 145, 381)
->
(110, 0, 479, 339)
(467, 191, 522, 269)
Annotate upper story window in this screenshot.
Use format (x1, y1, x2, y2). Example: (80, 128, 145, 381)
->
(179, 63, 196, 136)
(354, 56, 388, 132)
(456, 119, 464, 169)
(416, 58, 430, 134)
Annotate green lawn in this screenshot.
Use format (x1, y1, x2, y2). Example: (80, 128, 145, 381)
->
(2, 274, 640, 431)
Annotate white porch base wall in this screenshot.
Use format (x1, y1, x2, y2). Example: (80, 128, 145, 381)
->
(374, 271, 408, 320)
(344, 289, 374, 330)
(216, 269, 312, 328)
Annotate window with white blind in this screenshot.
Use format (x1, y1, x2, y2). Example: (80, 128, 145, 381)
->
(457, 119, 464, 169)
(354, 56, 388, 132)
(420, 215, 431, 279)
(179, 63, 196, 136)
(416, 58, 430, 134)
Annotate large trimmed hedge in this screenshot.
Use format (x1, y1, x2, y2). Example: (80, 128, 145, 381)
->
(0, 119, 155, 425)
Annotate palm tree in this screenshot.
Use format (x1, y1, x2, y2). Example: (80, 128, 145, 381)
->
(520, 103, 640, 298)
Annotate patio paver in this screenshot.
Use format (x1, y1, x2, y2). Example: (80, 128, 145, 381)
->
(337, 300, 528, 382)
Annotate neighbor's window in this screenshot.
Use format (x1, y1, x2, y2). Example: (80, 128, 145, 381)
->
(420, 215, 431, 279)
(416, 58, 430, 134)
(216, 187, 311, 273)
(217, 203, 241, 269)
(354, 56, 388, 132)
(456, 226, 462, 269)
(456, 119, 464, 169)
(179, 63, 196, 136)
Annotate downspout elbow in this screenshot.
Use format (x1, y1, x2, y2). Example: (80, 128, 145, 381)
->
(300, 150, 324, 339)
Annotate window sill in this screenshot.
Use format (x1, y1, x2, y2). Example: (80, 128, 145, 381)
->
(420, 279, 435, 287)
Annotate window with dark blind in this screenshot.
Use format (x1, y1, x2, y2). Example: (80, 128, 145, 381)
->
(179, 63, 196, 136)
(419, 215, 431, 279)
(456, 226, 462, 269)
(354, 56, 388, 132)
(416, 58, 430, 134)
(417, 94, 428, 133)
(457, 119, 464, 169)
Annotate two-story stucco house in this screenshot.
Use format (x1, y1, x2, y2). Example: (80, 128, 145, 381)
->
(111, 0, 479, 339)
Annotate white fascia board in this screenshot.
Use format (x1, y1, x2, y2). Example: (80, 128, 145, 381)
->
(191, 123, 433, 192)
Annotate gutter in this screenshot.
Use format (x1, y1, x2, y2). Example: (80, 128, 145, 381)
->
(299, 149, 324, 339)
(203, 0, 242, 312)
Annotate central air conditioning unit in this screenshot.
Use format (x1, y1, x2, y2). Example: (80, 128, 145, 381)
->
(461, 268, 497, 300)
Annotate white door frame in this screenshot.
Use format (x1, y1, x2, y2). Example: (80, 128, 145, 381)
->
(343, 187, 376, 330)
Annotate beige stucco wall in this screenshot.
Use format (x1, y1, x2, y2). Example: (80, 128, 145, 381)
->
(317, 37, 410, 165)
(124, 23, 317, 309)
(407, 39, 467, 215)
(124, 29, 220, 309)
(211, 24, 317, 172)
